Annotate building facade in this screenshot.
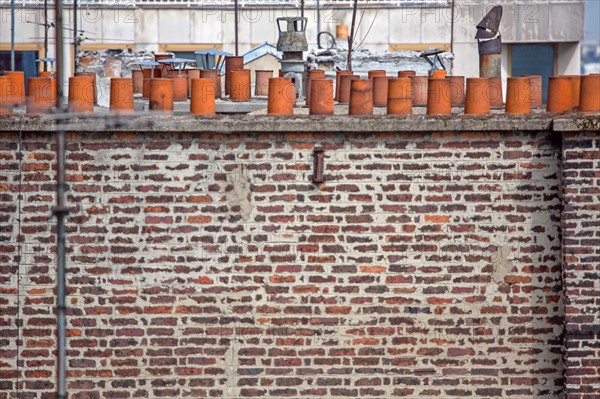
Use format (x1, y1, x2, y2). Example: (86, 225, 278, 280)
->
(0, 0, 585, 96)
(0, 114, 599, 398)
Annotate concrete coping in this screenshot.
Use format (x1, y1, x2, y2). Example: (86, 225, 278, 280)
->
(0, 113, 598, 133)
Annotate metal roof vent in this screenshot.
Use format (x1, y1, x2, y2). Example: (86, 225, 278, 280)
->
(276, 17, 308, 100)
(276, 17, 308, 55)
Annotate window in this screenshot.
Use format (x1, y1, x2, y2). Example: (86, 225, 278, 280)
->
(510, 44, 555, 104)
(0, 50, 40, 90)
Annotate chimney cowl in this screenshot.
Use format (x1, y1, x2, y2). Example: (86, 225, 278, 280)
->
(276, 17, 309, 53)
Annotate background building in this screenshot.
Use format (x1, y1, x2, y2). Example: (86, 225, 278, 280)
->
(582, 0, 600, 74)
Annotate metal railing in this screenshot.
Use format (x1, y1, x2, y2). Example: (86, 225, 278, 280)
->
(1, 0, 448, 7)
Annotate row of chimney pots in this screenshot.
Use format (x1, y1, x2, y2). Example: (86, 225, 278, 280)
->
(1, 57, 599, 116)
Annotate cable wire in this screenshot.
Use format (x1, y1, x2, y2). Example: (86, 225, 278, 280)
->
(353, 7, 380, 53)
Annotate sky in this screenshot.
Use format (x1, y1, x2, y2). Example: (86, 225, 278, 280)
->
(585, 0, 600, 42)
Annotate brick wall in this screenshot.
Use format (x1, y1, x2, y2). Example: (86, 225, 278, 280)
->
(562, 132, 600, 399)
(0, 128, 577, 398)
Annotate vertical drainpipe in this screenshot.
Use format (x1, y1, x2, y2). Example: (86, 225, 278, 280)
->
(53, 0, 68, 398)
(53, 129, 69, 399)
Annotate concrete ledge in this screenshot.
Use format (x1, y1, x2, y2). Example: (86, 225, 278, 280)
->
(553, 116, 600, 132)
(0, 114, 598, 133)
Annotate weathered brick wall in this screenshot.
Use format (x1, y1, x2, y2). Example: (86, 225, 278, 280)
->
(0, 130, 567, 398)
(562, 132, 600, 399)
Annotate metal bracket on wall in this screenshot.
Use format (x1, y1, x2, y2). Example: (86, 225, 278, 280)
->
(312, 148, 325, 183)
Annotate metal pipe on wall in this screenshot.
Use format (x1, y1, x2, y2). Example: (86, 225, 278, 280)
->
(53, 129, 68, 399)
(53, 0, 68, 398)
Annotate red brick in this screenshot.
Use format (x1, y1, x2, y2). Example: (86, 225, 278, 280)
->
(0, 129, 581, 399)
